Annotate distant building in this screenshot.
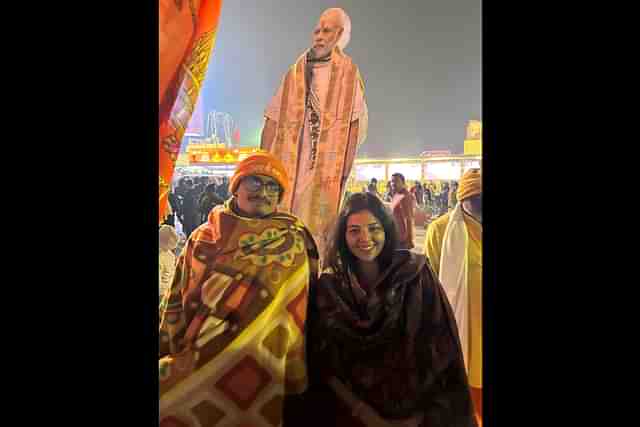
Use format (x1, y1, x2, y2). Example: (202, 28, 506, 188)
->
(464, 120, 482, 155)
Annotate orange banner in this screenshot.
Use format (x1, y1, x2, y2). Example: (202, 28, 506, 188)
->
(159, 0, 223, 223)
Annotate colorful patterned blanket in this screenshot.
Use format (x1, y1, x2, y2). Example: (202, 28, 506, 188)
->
(160, 203, 318, 427)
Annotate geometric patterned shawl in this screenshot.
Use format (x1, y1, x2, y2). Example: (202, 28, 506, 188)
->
(159, 201, 319, 427)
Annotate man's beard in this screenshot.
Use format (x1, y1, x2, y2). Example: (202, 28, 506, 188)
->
(233, 196, 275, 218)
(310, 47, 332, 61)
(249, 196, 271, 206)
(248, 196, 276, 217)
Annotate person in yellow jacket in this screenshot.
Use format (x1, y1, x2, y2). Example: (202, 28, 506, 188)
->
(425, 168, 482, 426)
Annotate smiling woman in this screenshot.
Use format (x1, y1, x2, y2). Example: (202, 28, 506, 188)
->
(345, 210, 386, 264)
(327, 193, 398, 277)
(284, 192, 478, 426)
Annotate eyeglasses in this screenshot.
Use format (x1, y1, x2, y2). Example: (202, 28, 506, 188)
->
(242, 176, 282, 195)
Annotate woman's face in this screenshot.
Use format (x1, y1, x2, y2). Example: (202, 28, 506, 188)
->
(345, 210, 386, 262)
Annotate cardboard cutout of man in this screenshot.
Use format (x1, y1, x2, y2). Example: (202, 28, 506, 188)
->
(261, 8, 368, 263)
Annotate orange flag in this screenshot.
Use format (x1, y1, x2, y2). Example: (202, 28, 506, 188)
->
(159, 0, 223, 223)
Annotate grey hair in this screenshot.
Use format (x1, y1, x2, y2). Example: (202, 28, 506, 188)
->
(322, 8, 351, 50)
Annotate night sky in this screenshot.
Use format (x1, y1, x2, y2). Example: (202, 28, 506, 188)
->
(198, 0, 481, 158)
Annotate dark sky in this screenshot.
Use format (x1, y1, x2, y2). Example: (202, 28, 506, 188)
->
(199, 0, 481, 158)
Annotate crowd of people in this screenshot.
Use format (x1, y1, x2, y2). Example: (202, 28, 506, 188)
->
(162, 175, 230, 236)
(409, 180, 459, 216)
(363, 178, 459, 219)
(159, 6, 483, 427)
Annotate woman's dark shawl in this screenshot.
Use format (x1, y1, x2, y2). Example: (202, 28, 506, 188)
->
(289, 250, 477, 427)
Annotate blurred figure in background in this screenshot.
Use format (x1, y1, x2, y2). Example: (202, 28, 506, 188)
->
(159, 224, 179, 305)
(384, 180, 393, 202)
(390, 173, 416, 250)
(423, 182, 433, 215)
(198, 182, 224, 223)
(181, 179, 201, 237)
(449, 181, 459, 211)
(410, 181, 424, 207)
(366, 177, 381, 199)
(216, 176, 230, 201)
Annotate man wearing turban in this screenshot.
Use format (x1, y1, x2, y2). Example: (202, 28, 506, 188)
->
(260, 7, 368, 264)
(159, 152, 319, 427)
(425, 168, 483, 426)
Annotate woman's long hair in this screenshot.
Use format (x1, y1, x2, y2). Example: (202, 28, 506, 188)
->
(325, 192, 399, 278)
